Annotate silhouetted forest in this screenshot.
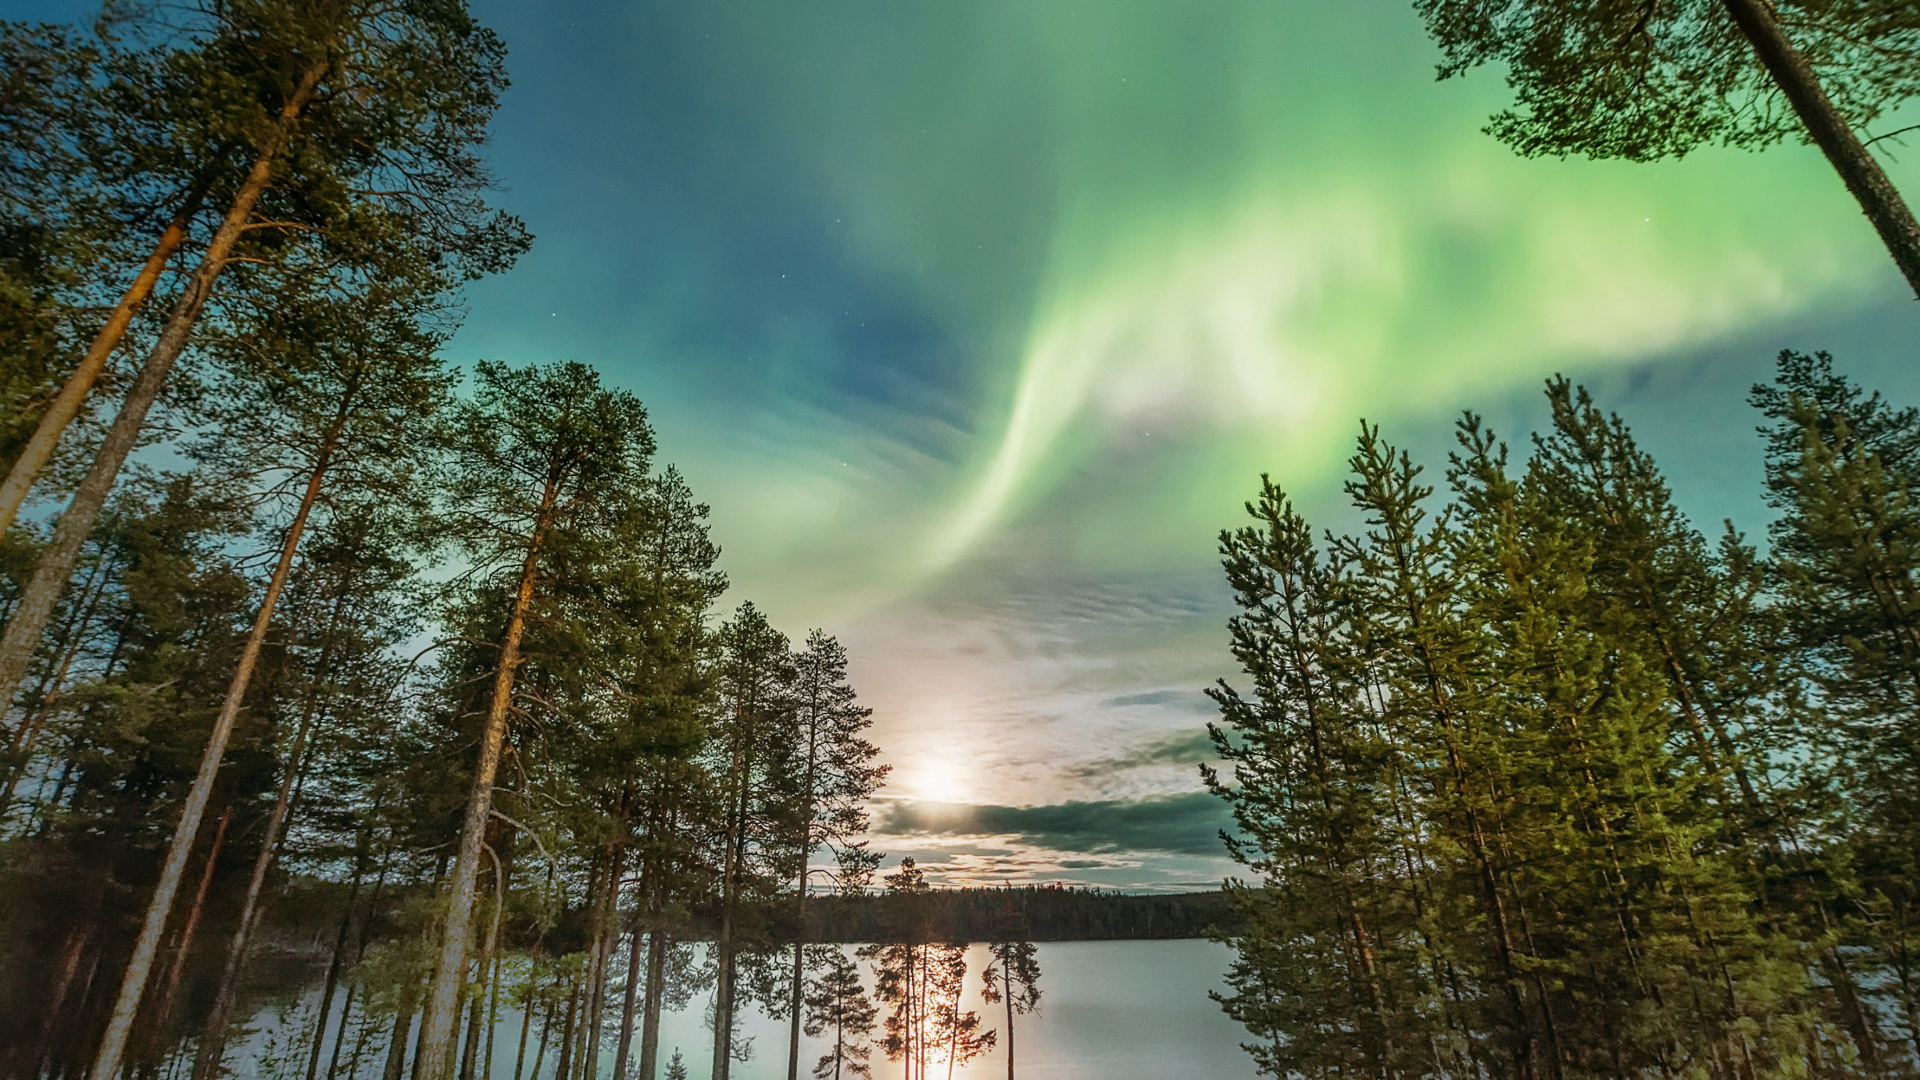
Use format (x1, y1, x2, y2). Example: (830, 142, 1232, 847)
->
(806, 886, 1236, 943)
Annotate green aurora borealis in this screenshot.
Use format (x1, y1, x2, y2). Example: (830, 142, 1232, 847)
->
(22, 0, 1914, 886)
(450, 0, 1920, 888)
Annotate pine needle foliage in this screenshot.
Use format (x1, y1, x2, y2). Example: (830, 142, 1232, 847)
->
(1212, 381, 1859, 1080)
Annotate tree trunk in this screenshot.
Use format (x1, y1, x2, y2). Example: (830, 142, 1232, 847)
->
(0, 543, 115, 819)
(638, 931, 667, 1080)
(3, 57, 326, 722)
(416, 472, 561, 1080)
(81, 246, 335, 1080)
(307, 829, 372, 1080)
(139, 806, 231, 1056)
(484, 935, 504, 1080)
(192, 702, 323, 1080)
(553, 984, 579, 1080)
(460, 844, 508, 1080)
(1003, 964, 1014, 1080)
(612, 922, 644, 1079)
(383, 1007, 414, 1080)
(511, 983, 539, 1080)
(583, 849, 622, 1080)
(711, 935, 734, 1080)
(0, 172, 213, 536)
(334, 844, 396, 1080)
(530, 994, 557, 1080)
(1718, 0, 1920, 297)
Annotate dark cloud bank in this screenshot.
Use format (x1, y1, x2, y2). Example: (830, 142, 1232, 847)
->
(879, 791, 1233, 856)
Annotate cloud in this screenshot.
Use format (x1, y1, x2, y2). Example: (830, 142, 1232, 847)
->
(1066, 729, 1220, 780)
(1103, 688, 1216, 712)
(877, 792, 1233, 856)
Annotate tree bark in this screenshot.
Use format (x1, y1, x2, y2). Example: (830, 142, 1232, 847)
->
(529, 995, 557, 1080)
(612, 922, 644, 1079)
(460, 844, 508, 1080)
(511, 982, 538, 1080)
(638, 931, 667, 1080)
(584, 848, 623, 1080)
(139, 806, 231, 1057)
(80, 183, 334, 1075)
(0, 172, 213, 536)
(1002, 964, 1014, 1080)
(309, 826, 375, 1080)
(191, 698, 322, 1080)
(0, 542, 114, 819)
(382, 1008, 414, 1080)
(416, 471, 561, 1080)
(1718, 0, 1920, 297)
(553, 984, 579, 1080)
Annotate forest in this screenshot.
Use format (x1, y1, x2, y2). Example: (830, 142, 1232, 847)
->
(6, 0, 1920, 1079)
(1209, 361, 1920, 1079)
(0, 4, 938, 1080)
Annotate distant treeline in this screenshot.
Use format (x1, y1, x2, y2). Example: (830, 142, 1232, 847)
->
(803, 886, 1238, 942)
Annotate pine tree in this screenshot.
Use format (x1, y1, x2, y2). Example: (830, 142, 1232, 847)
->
(708, 602, 794, 1080)
(780, 630, 886, 1080)
(927, 943, 992, 1080)
(980, 929, 1040, 1080)
(1755, 349, 1920, 1060)
(415, 360, 655, 1080)
(861, 858, 933, 1080)
(1410, 0, 1920, 295)
(1207, 473, 1438, 1079)
(806, 950, 877, 1080)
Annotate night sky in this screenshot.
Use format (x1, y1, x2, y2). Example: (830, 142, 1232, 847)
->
(20, 0, 1920, 889)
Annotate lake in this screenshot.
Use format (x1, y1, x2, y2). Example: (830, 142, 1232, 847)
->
(235, 940, 1259, 1080)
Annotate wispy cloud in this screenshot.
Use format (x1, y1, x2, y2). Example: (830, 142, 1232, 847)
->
(877, 792, 1233, 857)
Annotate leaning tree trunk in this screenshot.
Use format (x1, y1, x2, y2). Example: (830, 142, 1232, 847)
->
(81, 312, 334, 1080)
(1719, 0, 1920, 297)
(611, 919, 644, 1080)
(0, 173, 214, 536)
(415, 475, 560, 1080)
(132, 806, 231, 1064)
(190, 703, 322, 1080)
(305, 828, 371, 1080)
(2, 59, 328, 746)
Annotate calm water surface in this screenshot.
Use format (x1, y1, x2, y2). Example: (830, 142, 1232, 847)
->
(237, 940, 1257, 1080)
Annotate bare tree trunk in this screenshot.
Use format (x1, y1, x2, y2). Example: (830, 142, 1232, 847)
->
(1718, 0, 1920, 296)
(460, 845, 507, 1080)
(0, 172, 212, 536)
(139, 806, 232, 1057)
(529, 995, 557, 1080)
(484, 940, 504, 1080)
(383, 1007, 414, 1080)
(306, 832, 371, 1080)
(416, 474, 560, 1080)
(1003, 964, 1014, 1080)
(553, 984, 579, 1080)
(511, 981, 538, 1080)
(711, 936, 735, 1080)
(611, 922, 644, 1080)
(637, 932, 666, 1080)
(584, 849, 622, 1079)
(191, 704, 322, 1080)
(81, 224, 335, 1079)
